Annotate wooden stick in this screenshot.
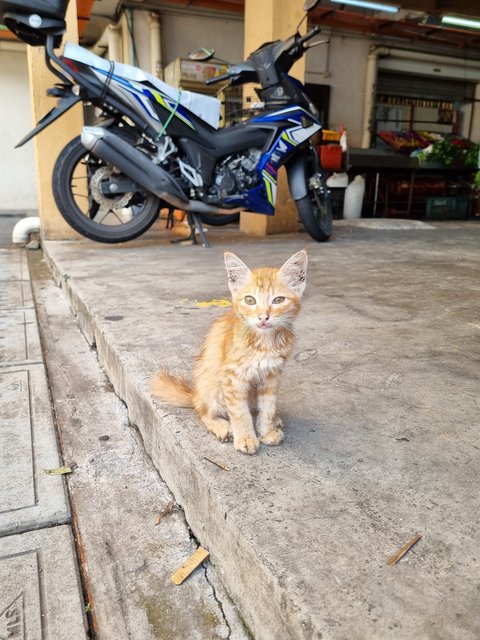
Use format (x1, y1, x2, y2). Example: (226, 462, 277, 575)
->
(203, 456, 230, 471)
(171, 547, 209, 585)
(387, 533, 422, 565)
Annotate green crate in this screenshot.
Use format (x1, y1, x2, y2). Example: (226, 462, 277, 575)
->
(425, 196, 469, 220)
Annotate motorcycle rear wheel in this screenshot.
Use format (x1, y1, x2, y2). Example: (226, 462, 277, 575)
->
(52, 135, 160, 243)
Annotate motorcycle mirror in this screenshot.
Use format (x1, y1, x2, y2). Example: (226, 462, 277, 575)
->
(188, 47, 215, 62)
(303, 0, 321, 10)
(298, 0, 321, 31)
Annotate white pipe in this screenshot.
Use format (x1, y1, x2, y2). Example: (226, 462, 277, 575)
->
(12, 216, 41, 244)
(361, 47, 388, 149)
(91, 23, 123, 61)
(470, 83, 480, 143)
(149, 13, 163, 79)
(107, 24, 123, 62)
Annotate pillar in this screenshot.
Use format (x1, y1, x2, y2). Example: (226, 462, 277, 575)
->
(27, 0, 83, 240)
(240, 0, 306, 237)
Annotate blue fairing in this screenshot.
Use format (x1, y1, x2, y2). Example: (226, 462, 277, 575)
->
(223, 105, 321, 213)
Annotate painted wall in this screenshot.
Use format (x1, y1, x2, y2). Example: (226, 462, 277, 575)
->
(161, 12, 244, 69)
(305, 34, 371, 147)
(132, 10, 244, 76)
(0, 45, 37, 212)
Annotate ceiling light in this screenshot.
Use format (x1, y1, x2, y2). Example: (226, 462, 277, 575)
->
(330, 0, 399, 13)
(441, 15, 480, 30)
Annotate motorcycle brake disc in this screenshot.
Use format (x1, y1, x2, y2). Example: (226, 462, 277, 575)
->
(90, 166, 133, 210)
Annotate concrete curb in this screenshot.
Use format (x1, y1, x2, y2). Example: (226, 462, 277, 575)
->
(29, 251, 250, 640)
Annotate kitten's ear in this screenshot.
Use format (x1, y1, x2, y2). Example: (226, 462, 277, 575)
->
(224, 252, 251, 295)
(279, 250, 308, 296)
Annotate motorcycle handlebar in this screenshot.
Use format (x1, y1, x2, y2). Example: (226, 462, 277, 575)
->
(206, 72, 231, 85)
(297, 25, 321, 47)
(205, 25, 321, 87)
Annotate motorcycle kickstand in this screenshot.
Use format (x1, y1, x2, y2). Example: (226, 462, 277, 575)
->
(187, 212, 210, 248)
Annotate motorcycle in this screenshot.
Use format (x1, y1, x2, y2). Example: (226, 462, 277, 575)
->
(0, 0, 333, 245)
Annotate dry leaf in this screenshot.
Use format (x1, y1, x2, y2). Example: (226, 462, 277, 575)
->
(43, 466, 73, 475)
(154, 500, 176, 525)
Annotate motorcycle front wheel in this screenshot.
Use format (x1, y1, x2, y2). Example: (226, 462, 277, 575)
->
(52, 135, 161, 243)
(295, 168, 332, 243)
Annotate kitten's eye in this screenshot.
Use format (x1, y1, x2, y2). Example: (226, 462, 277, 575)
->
(244, 295, 256, 305)
(272, 296, 286, 304)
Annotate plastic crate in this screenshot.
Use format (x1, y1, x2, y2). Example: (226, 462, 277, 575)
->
(320, 144, 343, 171)
(425, 196, 469, 220)
(322, 129, 341, 142)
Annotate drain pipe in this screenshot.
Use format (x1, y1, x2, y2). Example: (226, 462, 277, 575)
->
(149, 13, 163, 79)
(12, 216, 41, 244)
(107, 24, 123, 62)
(92, 23, 123, 61)
(361, 46, 389, 149)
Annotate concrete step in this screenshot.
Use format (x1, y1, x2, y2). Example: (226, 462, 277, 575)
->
(41, 226, 480, 640)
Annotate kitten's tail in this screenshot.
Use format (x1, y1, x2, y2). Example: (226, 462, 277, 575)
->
(151, 371, 193, 407)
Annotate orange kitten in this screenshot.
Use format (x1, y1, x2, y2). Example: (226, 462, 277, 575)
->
(151, 250, 307, 454)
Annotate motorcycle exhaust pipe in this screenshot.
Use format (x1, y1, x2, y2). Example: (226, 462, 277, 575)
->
(81, 126, 189, 208)
(81, 126, 246, 216)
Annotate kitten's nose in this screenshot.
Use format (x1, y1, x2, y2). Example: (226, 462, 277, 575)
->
(258, 312, 270, 321)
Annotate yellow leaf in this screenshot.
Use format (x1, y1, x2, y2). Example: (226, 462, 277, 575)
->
(43, 466, 73, 475)
(195, 299, 231, 308)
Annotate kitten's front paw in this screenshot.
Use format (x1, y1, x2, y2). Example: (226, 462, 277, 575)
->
(208, 418, 232, 442)
(234, 435, 260, 455)
(259, 427, 284, 446)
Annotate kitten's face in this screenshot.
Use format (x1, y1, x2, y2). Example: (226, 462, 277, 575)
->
(233, 268, 301, 331)
(224, 250, 308, 333)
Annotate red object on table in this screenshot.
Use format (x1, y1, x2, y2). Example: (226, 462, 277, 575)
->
(320, 144, 342, 170)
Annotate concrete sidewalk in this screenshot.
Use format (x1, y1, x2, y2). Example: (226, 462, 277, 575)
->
(0, 246, 87, 638)
(39, 220, 480, 640)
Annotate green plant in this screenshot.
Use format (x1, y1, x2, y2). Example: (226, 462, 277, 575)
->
(474, 170, 480, 189)
(418, 137, 479, 167)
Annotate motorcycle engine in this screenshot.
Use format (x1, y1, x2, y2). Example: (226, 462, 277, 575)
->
(209, 149, 262, 198)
